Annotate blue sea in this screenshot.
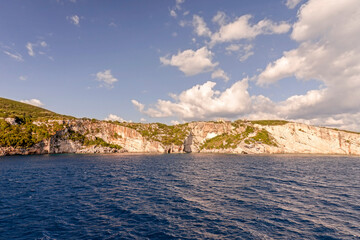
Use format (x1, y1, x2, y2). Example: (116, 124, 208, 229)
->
(0, 154, 359, 239)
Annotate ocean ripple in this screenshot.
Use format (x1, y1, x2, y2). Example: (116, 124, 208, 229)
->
(0, 154, 359, 239)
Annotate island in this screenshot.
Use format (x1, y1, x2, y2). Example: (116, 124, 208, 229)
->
(1, 97, 360, 156)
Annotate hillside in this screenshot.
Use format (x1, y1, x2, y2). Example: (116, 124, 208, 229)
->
(0, 97, 73, 120)
(1, 97, 360, 156)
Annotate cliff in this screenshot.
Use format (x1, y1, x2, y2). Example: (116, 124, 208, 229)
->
(1, 97, 360, 156)
(1, 118, 360, 156)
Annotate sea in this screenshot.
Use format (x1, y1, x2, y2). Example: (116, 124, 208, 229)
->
(0, 154, 359, 240)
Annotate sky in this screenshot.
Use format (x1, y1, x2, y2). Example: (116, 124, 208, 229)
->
(1, 0, 360, 131)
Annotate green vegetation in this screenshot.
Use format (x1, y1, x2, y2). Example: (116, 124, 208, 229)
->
(201, 133, 245, 149)
(244, 139, 254, 144)
(251, 129, 277, 146)
(231, 119, 245, 128)
(201, 125, 278, 149)
(0, 118, 64, 148)
(324, 127, 360, 135)
(250, 120, 289, 126)
(113, 132, 122, 139)
(68, 130, 122, 150)
(0, 97, 73, 120)
(0, 98, 74, 149)
(244, 126, 254, 137)
(201, 125, 256, 150)
(114, 122, 190, 146)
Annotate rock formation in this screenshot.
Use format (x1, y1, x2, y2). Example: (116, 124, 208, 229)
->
(1, 119, 360, 156)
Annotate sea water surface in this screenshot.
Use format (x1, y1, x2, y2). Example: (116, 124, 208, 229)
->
(0, 154, 359, 239)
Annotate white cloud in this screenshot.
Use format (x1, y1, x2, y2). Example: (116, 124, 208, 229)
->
(95, 69, 118, 88)
(25, 41, 48, 57)
(175, 0, 185, 10)
(131, 100, 145, 112)
(211, 69, 230, 82)
(19, 76, 27, 81)
(169, 0, 185, 19)
(105, 114, 126, 122)
(134, 0, 360, 131)
(140, 118, 147, 122)
(160, 47, 218, 76)
(170, 120, 180, 125)
(210, 14, 291, 45)
(239, 50, 254, 62)
(285, 0, 302, 9)
(20, 99, 44, 107)
(225, 44, 241, 52)
(192, 15, 212, 37)
(256, 0, 360, 128)
(26, 43, 35, 56)
(226, 44, 254, 62)
(67, 15, 80, 26)
(3, 50, 23, 61)
(40, 41, 47, 47)
(212, 11, 227, 26)
(170, 9, 177, 18)
(134, 79, 251, 121)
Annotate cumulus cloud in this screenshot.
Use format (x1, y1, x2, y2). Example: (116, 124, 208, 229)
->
(160, 47, 218, 76)
(285, 0, 303, 9)
(210, 14, 291, 45)
(105, 114, 126, 122)
(131, 100, 145, 112)
(211, 69, 230, 82)
(20, 99, 44, 107)
(136, 0, 360, 131)
(95, 69, 118, 88)
(67, 15, 80, 26)
(188, 12, 290, 46)
(256, 0, 360, 129)
(133, 79, 251, 121)
(192, 15, 211, 37)
(3, 50, 23, 62)
(19, 75, 27, 81)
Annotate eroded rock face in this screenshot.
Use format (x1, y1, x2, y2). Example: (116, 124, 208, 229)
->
(261, 123, 360, 155)
(68, 120, 165, 153)
(183, 134, 193, 153)
(1, 120, 360, 156)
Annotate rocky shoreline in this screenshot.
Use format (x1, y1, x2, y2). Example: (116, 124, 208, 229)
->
(1, 119, 360, 157)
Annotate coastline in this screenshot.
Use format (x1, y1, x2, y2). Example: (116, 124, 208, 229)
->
(1, 151, 359, 158)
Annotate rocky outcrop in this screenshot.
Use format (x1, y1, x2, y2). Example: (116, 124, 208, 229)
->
(184, 121, 360, 155)
(1, 119, 360, 156)
(68, 120, 165, 153)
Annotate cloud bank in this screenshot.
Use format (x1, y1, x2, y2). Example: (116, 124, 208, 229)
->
(138, 0, 360, 131)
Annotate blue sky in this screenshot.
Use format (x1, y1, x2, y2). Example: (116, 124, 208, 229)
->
(1, 0, 360, 130)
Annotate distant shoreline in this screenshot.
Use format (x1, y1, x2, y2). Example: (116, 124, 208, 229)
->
(1, 152, 359, 158)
